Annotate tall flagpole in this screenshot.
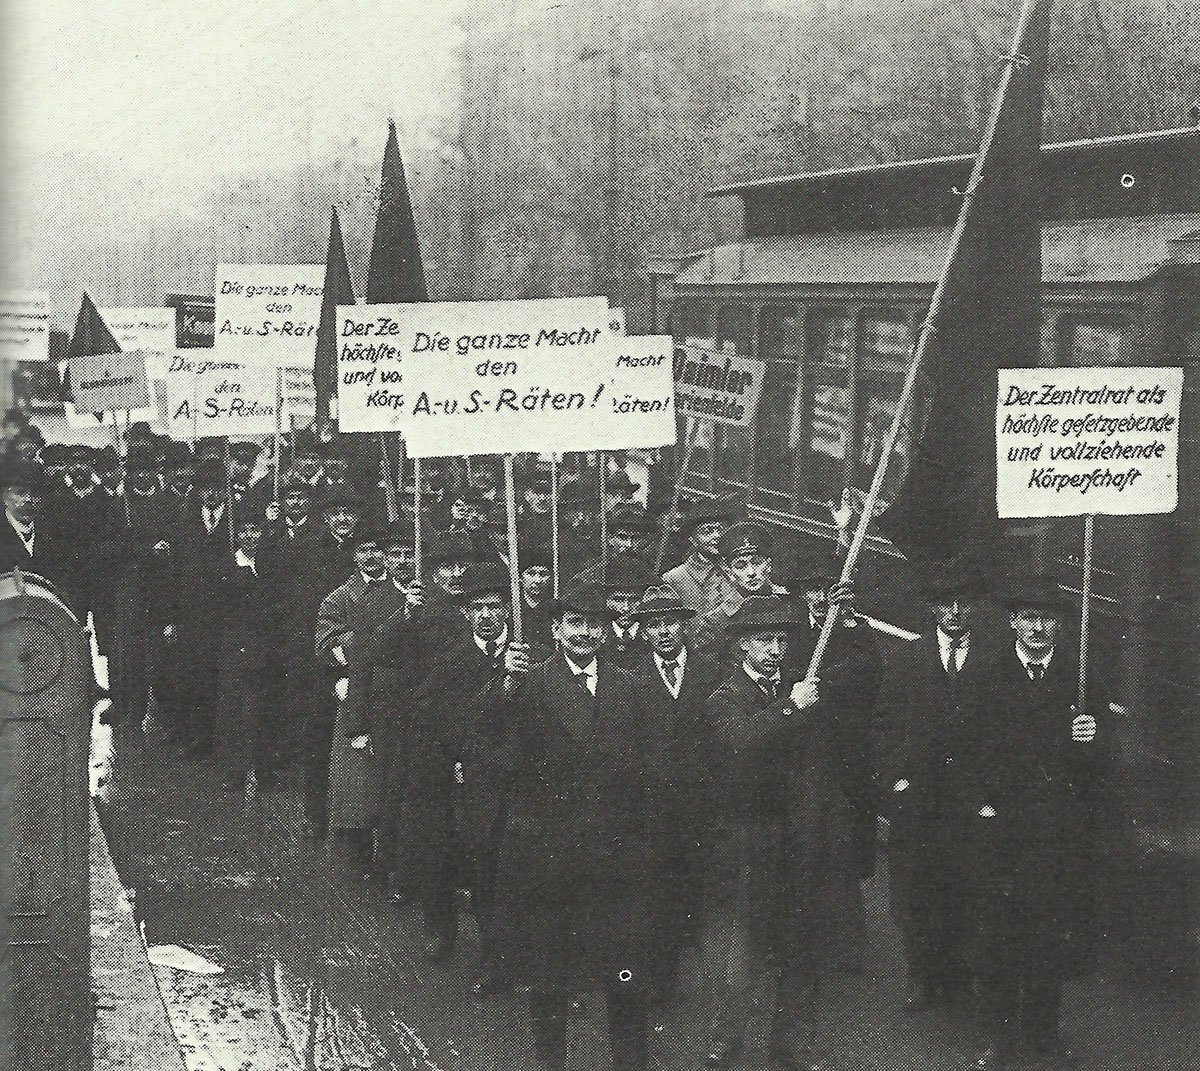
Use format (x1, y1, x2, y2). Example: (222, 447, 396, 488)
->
(807, 0, 1047, 680)
(550, 454, 561, 598)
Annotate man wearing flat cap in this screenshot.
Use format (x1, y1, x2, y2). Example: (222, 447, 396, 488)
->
(481, 581, 655, 1071)
(661, 493, 742, 615)
(967, 573, 1114, 1070)
(628, 586, 724, 1000)
(690, 521, 787, 672)
(877, 562, 992, 1020)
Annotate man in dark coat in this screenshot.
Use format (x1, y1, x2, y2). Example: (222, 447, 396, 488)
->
(878, 563, 992, 1016)
(569, 502, 658, 590)
(628, 587, 723, 997)
(159, 459, 234, 756)
(601, 554, 656, 671)
(484, 582, 654, 1071)
(968, 574, 1113, 1069)
(517, 541, 555, 649)
(0, 460, 73, 597)
(353, 532, 482, 909)
(700, 582, 873, 1071)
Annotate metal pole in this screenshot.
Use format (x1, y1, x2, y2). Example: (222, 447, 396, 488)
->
(1078, 513, 1094, 710)
(551, 453, 561, 598)
(504, 455, 523, 643)
(806, 0, 1046, 681)
(653, 417, 698, 575)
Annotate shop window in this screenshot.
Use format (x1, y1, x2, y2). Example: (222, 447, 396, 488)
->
(755, 306, 806, 500)
(803, 313, 855, 500)
(1058, 314, 1129, 367)
(854, 313, 917, 507)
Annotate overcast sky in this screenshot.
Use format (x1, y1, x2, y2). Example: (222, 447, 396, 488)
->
(4, 0, 467, 178)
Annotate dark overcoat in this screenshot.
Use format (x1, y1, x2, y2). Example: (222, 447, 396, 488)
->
(487, 654, 654, 993)
(628, 645, 723, 983)
(973, 646, 1114, 981)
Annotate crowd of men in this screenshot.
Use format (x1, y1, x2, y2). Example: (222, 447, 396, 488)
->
(0, 411, 1114, 1071)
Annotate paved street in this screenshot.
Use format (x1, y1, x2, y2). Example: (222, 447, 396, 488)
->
(91, 716, 1197, 1071)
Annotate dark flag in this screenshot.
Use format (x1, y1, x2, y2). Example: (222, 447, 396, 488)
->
(366, 118, 428, 303)
(63, 292, 122, 408)
(877, 0, 1051, 569)
(314, 207, 356, 428)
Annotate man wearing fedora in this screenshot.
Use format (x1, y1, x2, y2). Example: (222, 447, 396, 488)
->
(483, 581, 654, 1071)
(628, 586, 724, 1000)
(569, 501, 659, 590)
(601, 555, 657, 671)
(878, 562, 992, 1019)
(700, 594, 844, 1071)
(968, 574, 1114, 1070)
(661, 493, 743, 616)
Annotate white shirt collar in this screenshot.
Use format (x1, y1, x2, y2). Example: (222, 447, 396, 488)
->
(7, 511, 34, 550)
(564, 653, 598, 678)
(938, 628, 970, 666)
(613, 621, 639, 641)
(654, 647, 687, 696)
(475, 626, 509, 655)
(1016, 642, 1053, 673)
(743, 662, 780, 688)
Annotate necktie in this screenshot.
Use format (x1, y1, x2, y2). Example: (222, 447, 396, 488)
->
(759, 678, 779, 701)
(947, 637, 964, 677)
(1029, 662, 1045, 682)
(485, 638, 498, 661)
(574, 668, 593, 695)
(661, 659, 678, 689)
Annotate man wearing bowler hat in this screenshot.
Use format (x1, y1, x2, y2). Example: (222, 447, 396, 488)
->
(968, 574, 1113, 1070)
(628, 586, 724, 999)
(483, 581, 654, 1071)
(661, 493, 742, 615)
(878, 562, 992, 1019)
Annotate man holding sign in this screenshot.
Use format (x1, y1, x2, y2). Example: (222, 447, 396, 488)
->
(969, 574, 1113, 1069)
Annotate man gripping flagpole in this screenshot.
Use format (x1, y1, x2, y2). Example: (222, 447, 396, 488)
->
(806, 0, 1050, 681)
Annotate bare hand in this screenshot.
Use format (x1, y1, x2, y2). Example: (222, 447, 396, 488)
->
(264, 501, 281, 522)
(790, 678, 819, 710)
(827, 581, 854, 608)
(504, 642, 532, 676)
(1072, 713, 1097, 742)
(406, 579, 425, 610)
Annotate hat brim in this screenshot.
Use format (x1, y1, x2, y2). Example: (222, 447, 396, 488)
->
(631, 603, 696, 622)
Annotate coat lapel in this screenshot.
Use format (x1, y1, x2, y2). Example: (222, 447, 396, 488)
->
(544, 654, 598, 751)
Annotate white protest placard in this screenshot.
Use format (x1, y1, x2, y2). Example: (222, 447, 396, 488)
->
(67, 351, 152, 414)
(281, 361, 316, 424)
(673, 339, 765, 427)
(585, 334, 676, 451)
(215, 264, 324, 365)
(163, 352, 279, 440)
(996, 367, 1182, 518)
(0, 290, 50, 362)
(98, 307, 175, 355)
(336, 297, 611, 448)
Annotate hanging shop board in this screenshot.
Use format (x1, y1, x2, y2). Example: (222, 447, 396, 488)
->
(214, 264, 324, 366)
(996, 366, 1182, 518)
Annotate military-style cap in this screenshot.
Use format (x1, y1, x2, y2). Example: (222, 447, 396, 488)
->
(999, 572, 1071, 615)
(164, 441, 195, 468)
(719, 521, 773, 561)
(726, 594, 805, 635)
(631, 586, 696, 622)
(457, 562, 513, 603)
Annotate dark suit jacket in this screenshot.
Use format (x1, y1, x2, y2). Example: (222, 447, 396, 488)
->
(878, 632, 994, 886)
(0, 514, 77, 610)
